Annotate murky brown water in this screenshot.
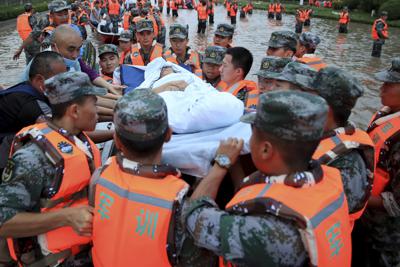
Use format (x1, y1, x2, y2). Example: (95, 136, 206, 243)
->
(1, 5, 399, 128)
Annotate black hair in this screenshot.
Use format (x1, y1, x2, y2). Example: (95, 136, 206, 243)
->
(29, 51, 64, 80)
(255, 127, 320, 171)
(226, 47, 253, 78)
(51, 95, 91, 120)
(116, 127, 168, 156)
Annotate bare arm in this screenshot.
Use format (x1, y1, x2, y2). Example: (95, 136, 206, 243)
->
(191, 138, 244, 200)
(0, 206, 93, 238)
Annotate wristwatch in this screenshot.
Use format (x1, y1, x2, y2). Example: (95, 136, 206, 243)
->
(214, 154, 232, 169)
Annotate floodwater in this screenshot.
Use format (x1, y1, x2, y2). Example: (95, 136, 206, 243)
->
(1, 4, 399, 128)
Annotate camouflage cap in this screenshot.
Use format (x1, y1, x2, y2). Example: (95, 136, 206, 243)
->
(299, 32, 321, 50)
(268, 31, 298, 52)
(311, 66, 364, 115)
(119, 30, 133, 42)
(48, 0, 70, 13)
(374, 57, 400, 83)
(203, 46, 226, 65)
(269, 62, 317, 90)
(256, 56, 291, 79)
(215, 23, 234, 37)
(98, 44, 118, 58)
(241, 90, 328, 141)
(44, 72, 107, 105)
(131, 7, 140, 16)
(169, 24, 188, 39)
(136, 19, 154, 32)
(114, 88, 169, 141)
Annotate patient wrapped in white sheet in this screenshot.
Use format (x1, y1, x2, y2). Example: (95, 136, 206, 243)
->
(139, 58, 245, 134)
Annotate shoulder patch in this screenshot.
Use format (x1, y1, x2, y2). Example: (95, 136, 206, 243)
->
(57, 141, 73, 154)
(2, 159, 15, 183)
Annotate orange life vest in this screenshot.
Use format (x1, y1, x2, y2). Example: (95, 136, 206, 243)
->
(223, 165, 351, 267)
(313, 129, 375, 228)
(129, 42, 163, 66)
(223, 80, 258, 98)
(339, 11, 350, 24)
(274, 3, 282, 13)
(163, 49, 201, 76)
(229, 4, 237, 16)
(101, 73, 113, 83)
(91, 156, 188, 267)
(16, 12, 32, 41)
(226, 1, 231, 12)
(304, 9, 312, 20)
(297, 56, 327, 71)
(197, 4, 208, 20)
(297, 10, 306, 22)
(108, 0, 120, 15)
(367, 109, 400, 196)
(244, 88, 259, 110)
(268, 3, 274, 13)
(208, 3, 215, 15)
(371, 18, 389, 40)
(42, 25, 56, 36)
(170, 0, 177, 10)
(123, 12, 131, 30)
(7, 122, 101, 266)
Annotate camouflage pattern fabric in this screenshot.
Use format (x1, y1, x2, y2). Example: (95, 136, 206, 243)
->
(114, 88, 169, 141)
(44, 72, 106, 104)
(202, 46, 226, 65)
(241, 90, 328, 141)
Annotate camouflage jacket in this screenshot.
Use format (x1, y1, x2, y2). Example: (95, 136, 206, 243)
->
(362, 135, 400, 251)
(182, 197, 308, 267)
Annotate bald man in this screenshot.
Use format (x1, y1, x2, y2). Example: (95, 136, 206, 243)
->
(50, 25, 123, 96)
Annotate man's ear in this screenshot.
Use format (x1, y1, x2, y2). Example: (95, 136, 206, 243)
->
(260, 140, 274, 160)
(67, 103, 80, 120)
(164, 127, 172, 143)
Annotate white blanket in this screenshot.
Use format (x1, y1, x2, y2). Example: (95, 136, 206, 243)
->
(139, 58, 244, 133)
(162, 122, 252, 177)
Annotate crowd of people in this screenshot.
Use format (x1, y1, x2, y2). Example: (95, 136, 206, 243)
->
(0, 0, 398, 266)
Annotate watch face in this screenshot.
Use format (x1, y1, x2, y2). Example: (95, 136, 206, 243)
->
(217, 154, 231, 167)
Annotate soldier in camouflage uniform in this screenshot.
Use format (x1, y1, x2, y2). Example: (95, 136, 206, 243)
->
(98, 44, 119, 82)
(266, 31, 298, 58)
(91, 88, 217, 266)
(310, 67, 374, 222)
(256, 56, 290, 94)
(361, 58, 400, 267)
(13, 0, 70, 62)
(202, 46, 227, 89)
(0, 72, 107, 267)
(267, 61, 316, 91)
(213, 23, 234, 49)
(183, 90, 352, 266)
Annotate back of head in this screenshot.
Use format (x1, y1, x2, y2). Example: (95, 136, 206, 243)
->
(29, 51, 65, 80)
(24, 3, 33, 12)
(114, 88, 169, 155)
(45, 71, 106, 119)
(312, 66, 364, 126)
(241, 90, 328, 169)
(226, 47, 253, 78)
(51, 24, 81, 45)
(299, 32, 320, 54)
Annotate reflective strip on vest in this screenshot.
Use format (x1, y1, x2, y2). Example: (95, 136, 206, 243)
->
(8, 122, 100, 263)
(97, 177, 174, 209)
(92, 156, 188, 267)
(368, 112, 400, 196)
(225, 166, 351, 267)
